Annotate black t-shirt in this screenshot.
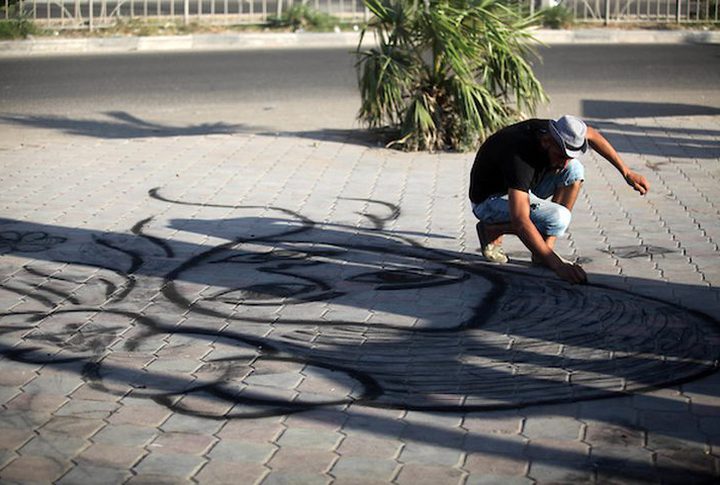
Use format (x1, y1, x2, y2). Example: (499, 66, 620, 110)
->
(469, 119, 552, 204)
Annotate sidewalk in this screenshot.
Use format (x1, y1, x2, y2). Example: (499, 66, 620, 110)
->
(1, 104, 719, 483)
(1, 28, 719, 57)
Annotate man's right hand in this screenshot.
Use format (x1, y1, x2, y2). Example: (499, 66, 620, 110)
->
(553, 261, 587, 285)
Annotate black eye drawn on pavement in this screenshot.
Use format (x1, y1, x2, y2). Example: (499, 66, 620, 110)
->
(0, 231, 67, 253)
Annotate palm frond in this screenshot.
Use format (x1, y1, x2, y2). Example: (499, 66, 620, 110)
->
(356, 0, 548, 151)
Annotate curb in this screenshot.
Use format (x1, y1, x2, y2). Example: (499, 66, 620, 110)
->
(534, 28, 720, 45)
(0, 32, 364, 57)
(1, 29, 718, 57)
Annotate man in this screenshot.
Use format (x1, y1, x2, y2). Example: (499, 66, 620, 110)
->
(469, 115, 649, 284)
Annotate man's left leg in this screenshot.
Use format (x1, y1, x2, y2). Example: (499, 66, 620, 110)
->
(545, 180, 582, 250)
(531, 159, 584, 262)
(534, 159, 584, 250)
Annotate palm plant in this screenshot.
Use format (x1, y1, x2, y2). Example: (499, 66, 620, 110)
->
(356, 0, 547, 151)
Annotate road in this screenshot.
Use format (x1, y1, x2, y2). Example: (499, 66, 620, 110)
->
(1, 44, 719, 143)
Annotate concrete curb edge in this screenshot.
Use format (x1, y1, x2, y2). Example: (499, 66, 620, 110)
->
(0, 29, 718, 57)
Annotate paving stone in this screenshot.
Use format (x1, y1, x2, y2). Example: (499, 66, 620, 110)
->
(0, 409, 52, 429)
(18, 430, 88, 461)
(527, 462, 594, 483)
(125, 473, 194, 484)
(159, 413, 224, 434)
(276, 427, 341, 450)
(395, 463, 464, 485)
(194, 460, 268, 484)
(216, 418, 285, 442)
(632, 389, 689, 412)
(21, 373, 84, 396)
(145, 358, 201, 374)
(594, 464, 660, 485)
(464, 451, 527, 475)
(0, 427, 34, 451)
(462, 413, 523, 435)
(261, 472, 328, 485)
(57, 464, 131, 484)
(522, 416, 583, 440)
(330, 456, 397, 480)
(524, 439, 590, 462)
(403, 411, 464, 428)
(172, 391, 235, 417)
(74, 443, 147, 468)
(0, 386, 21, 406)
(244, 370, 303, 389)
(39, 416, 106, 438)
(282, 409, 347, 431)
(68, 385, 123, 403)
(91, 424, 159, 447)
(401, 424, 465, 448)
(698, 415, 720, 437)
(0, 367, 38, 387)
(399, 443, 463, 466)
(335, 435, 402, 459)
(207, 439, 275, 463)
(584, 422, 644, 447)
(465, 477, 533, 485)
(641, 411, 701, 434)
(325, 478, 388, 485)
(343, 414, 405, 438)
(655, 449, 719, 482)
(464, 433, 527, 455)
(266, 448, 336, 474)
(0, 450, 16, 469)
(54, 398, 119, 419)
(148, 432, 216, 455)
(133, 451, 206, 478)
(107, 403, 172, 426)
(0, 454, 68, 482)
(646, 430, 708, 452)
(578, 402, 638, 427)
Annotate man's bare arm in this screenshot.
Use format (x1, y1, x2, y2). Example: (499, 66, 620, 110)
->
(586, 126, 650, 195)
(508, 189, 587, 284)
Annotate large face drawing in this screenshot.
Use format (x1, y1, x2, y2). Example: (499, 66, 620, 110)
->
(2, 189, 719, 418)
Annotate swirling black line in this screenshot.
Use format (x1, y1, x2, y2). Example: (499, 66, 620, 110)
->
(131, 217, 174, 258)
(0, 307, 383, 418)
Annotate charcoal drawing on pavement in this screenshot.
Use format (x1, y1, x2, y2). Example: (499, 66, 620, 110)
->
(1, 188, 718, 419)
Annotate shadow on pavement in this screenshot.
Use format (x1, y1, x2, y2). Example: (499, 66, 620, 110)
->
(582, 100, 720, 120)
(262, 128, 381, 148)
(0, 111, 246, 139)
(580, 100, 720, 159)
(1, 192, 719, 482)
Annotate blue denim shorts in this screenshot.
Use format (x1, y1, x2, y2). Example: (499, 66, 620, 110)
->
(471, 159, 585, 237)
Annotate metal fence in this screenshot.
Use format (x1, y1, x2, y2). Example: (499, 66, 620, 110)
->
(2, 0, 718, 29)
(3, 0, 370, 28)
(548, 0, 719, 23)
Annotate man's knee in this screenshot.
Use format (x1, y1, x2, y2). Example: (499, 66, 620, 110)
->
(544, 204, 572, 236)
(563, 159, 585, 185)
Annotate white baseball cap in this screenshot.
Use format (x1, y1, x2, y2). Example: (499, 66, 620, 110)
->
(549, 115, 588, 159)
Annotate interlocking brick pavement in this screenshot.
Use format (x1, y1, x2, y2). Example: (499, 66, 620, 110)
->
(0, 112, 719, 485)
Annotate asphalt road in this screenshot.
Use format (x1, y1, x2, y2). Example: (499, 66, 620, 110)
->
(1, 44, 719, 138)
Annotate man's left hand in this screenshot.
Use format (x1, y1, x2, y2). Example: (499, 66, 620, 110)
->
(625, 170, 649, 195)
